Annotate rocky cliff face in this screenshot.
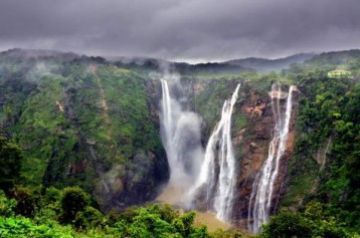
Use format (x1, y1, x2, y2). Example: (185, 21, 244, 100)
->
(232, 87, 298, 229)
(179, 78, 299, 229)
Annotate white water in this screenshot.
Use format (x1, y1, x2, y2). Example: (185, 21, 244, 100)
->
(248, 84, 295, 233)
(160, 74, 203, 187)
(188, 84, 241, 222)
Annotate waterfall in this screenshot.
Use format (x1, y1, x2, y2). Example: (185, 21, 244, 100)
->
(160, 74, 203, 187)
(248, 84, 295, 233)
(188, 84, 241, 222)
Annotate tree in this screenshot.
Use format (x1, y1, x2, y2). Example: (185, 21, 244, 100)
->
(60, 187, 90, 224)
(0, 136, 22, 192)
(260, 211, 312, 238)
(0, 190, 16, 217)
(74, 206, 104, 229)
(12, 187, 37, 218)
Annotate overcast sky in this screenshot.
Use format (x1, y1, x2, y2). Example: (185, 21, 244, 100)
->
(0, 0, 359, 62)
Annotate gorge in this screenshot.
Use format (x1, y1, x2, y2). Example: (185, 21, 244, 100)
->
(1, 0, 360, 236)
(0, 49, 359, 237)
(157, 67, 297, 232)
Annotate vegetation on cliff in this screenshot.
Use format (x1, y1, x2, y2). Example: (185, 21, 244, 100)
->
(0, 49, 168, 211)
(0, 49, 360, 237)
(276, 52, 360, 236)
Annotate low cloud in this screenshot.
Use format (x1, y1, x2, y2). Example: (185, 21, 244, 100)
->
(0, 0, 359, 61)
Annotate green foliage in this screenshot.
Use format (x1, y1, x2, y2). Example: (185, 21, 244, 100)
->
(0, 136, 22, 192)
(210, 229, 245, 238)
(261, 211, 313, 238)
(0, 191, 16, 217)
(0, 56, 164, 195)
(172, 212, 197, 237)
(60, 187, 90, 224)
(302, 202, 350, 238)
(44, 187, 62, 204)
(109, 204, 209, 237)
(34, 187, 62, 223)
(125, 208, 178, 237)
(0, 190, 229, 238)
(74, 206, 104, 229)
(0, 216, 75, 238)
(279, 57, 360, 235)
(11, 186, 38, 218)
(261, 203, 351, 238)
(1, 49, 360, 237)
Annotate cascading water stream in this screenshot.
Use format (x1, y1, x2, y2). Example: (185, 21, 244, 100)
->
(248, 84, 295, 233)
(160, 74, 203, 188)
(188, 84, 241, 222)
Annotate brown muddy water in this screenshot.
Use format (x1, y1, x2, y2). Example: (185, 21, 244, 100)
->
(156, 184, 231, 232)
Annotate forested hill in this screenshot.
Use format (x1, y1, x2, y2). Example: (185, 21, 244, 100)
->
(0, 48, 359, 237)
(0, 48, 169, 210)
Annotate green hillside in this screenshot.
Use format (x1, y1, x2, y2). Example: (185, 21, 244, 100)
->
(0, 49, 359, 237)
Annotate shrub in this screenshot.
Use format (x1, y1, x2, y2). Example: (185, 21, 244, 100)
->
(172, 212, 197, 237)
(60, 187, 90, 224)
(74, 206, 104, 229)
(111, 205, 210, 238)
(11, 186, 37, 218)
(210, 229, 244, 238)
(0, 137, 22, 192)
(0, 216, 74, 238)
(0, 190, 16, 217)
(260, 211, 312, 238)
(44, 186, 62, 204)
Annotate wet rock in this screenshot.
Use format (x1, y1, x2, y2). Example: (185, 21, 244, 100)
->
(229, 87, 299, 230)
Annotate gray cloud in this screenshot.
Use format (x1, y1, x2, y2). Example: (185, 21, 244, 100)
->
(0, 0, 359, 61)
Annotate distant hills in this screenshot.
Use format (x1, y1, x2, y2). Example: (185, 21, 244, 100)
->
(110, 53, 316, 73)
(225, 53, 315, 72)
(3, 48, 360, 74)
